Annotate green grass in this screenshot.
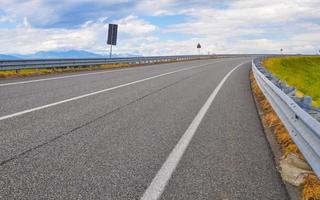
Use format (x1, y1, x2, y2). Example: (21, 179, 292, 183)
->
(263, 56, 320, 107)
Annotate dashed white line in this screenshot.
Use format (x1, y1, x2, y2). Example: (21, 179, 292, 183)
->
(0, 59, 238, 87)
(140, 62, 245, 200)
(0, 62, 220, 121)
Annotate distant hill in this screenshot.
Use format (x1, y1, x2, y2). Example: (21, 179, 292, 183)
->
(24, 50, 104, 59)
(0, 54, 20, 59)
(0, 50, 140, 59)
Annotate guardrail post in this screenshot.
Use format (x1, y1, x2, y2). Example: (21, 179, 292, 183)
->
(252, 58, 320, 178)
(302, 96, 312, 105)
(0, 55, 215, 72)
(301, 96, 313, 110)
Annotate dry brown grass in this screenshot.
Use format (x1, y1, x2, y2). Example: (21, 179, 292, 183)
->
(302, 174, 320, 200)
(0, 63, 134, 78)
(250, 71, 320, 200)
(250, 72, 304, 159)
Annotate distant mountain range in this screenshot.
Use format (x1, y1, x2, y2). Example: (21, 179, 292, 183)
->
(0, 54, 20, 59)
(0, 50, 140, 59)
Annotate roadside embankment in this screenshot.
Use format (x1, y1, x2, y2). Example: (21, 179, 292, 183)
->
(263, 56, 320, 107)
(250, 70, 320, 200)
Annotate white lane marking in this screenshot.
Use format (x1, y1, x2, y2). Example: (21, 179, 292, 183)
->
(0, 60, 223, 87)
(140, 62, 245, 200)
(0, 67, 141, 87)
(0, 62, 221, 121)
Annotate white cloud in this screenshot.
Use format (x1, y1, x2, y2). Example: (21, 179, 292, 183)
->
(0, 0, 320, 55)
(0, 18, 102, 54)
(0, 15, 158, 55)
(160, 0, 320, 54)
(114, 15, 157, 36)
(0, 0, 60, 27)
(0, 15, 13, 23)
(135, 0, 180, 16)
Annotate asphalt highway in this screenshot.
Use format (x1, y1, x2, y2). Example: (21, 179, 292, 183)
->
(0, 58, 288, 199)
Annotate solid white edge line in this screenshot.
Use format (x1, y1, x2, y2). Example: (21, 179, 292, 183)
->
(140, 62, 245, 200)
(0, 61, 222, 121)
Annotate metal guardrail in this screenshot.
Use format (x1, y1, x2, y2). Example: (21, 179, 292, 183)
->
(252, 58, 320, 178)
(0, 55, 218, 71)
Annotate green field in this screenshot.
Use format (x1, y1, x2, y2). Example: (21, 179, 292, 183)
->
(263, 56, 320, 107)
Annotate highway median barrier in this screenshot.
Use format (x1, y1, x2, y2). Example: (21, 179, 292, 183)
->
(0, 55, 218, 79)
(0, 63, 132, 78)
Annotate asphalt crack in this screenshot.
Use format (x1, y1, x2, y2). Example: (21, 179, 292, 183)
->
(0, 68, 207, 166)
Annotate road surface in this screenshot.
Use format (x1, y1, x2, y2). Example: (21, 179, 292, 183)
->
(0, 58, 288, 199)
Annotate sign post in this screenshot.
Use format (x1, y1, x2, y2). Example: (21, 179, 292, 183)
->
(107, 24, 118, 58)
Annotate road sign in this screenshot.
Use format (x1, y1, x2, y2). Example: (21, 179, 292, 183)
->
(197, 43, 201, 55)
(107, 24, 118, 45)
(107, 24, 118, 58)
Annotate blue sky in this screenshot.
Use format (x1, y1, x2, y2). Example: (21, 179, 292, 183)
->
(0, 0, 320, 55)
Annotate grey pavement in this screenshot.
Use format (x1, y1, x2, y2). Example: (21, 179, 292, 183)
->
(0, 58, 288, 199)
